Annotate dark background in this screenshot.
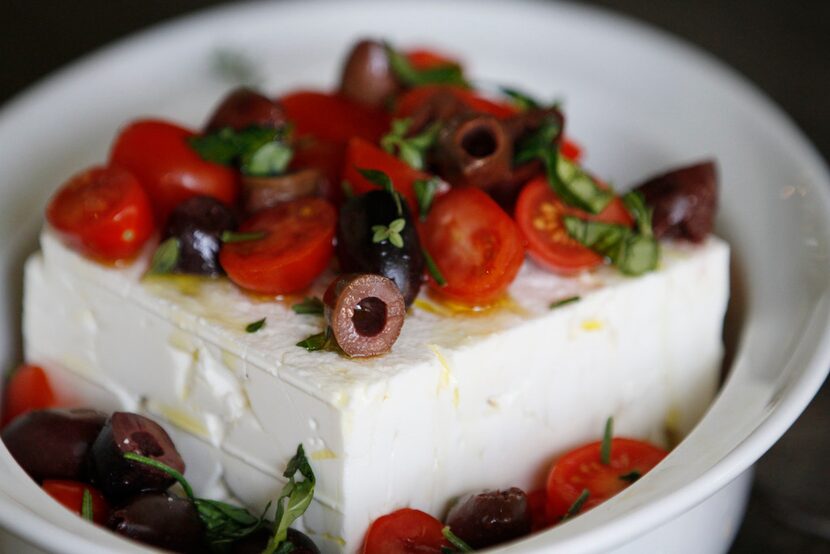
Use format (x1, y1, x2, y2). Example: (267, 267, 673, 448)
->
(1, 1, 828, 552)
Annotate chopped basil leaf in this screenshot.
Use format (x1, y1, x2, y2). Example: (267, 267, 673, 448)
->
(562, 488, 590, 521)
(81, 489, 93, 522)
(619, 470, 642, 483)
(513, 117, 561, 166)
(221, 230, 266, 243)
(292, 297, 324, 315)
(371, 218, 406, 248)
(413, 178, 441, 220)
(124, 452, 194, 500)
(617, 234, 660, 276)
(544, 150, 614, 214)
(550, 296, 580, 310)
(148, 237, 180, 275)
(188, 126, 292, 176)
(622, 190, 654, 238)
(601, 416, 614, 465)
(242, 140, 293, 177)
(381, 118, 441, 170)
(357, 167, 403, 216)
(501, 86, 541, 111)
(246, 318, 266, 333)
(563, 216, 659, 276)
(385, 44, 468, 88)
(264, 444, 316, 554)
(422, 248, 447, 286)
(296, 328, 337, 352)
(442, 526, 473, 552)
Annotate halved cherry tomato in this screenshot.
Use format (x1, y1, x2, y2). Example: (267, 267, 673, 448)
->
(560, 138, 582, 163)
(405, 49, 461, 72)
(110, 119, 238, 222)
(515, 176, 632, 275)
(45, 165, 154, 262)
(422, 188, 525, 305)
(546, 438, 668, 520)
(220, 198, 336, 294)
(280, 91, 390, 145)
(343, 138, 432, 212)
(1, 365, 57, 428)
(395, 85, 518, 120)
(42, 480, 109, 525)
(362, 508, 450, 554)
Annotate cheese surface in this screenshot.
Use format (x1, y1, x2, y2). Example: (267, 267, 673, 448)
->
(23, 228, 729, 553)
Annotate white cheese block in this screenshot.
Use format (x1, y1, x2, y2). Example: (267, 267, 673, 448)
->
(23, 228, 729, 553)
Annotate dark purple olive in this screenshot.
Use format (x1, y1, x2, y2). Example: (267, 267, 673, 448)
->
(230, 526, 320, 554)
(109, 491, 205, 553)
(1, 409, 106, 482)
(242, 169, 323, 214)
(339, 39, 399, 109)
(323, 274, 405, 358)
(634, 160, 718, 242)
(435, 114, 512, 190)
(336, 190, 423, 306)
(205, 87, 285, 132)
(90, 412, 185, 499)
(445, 488, 532, 549)
(163, 196, 237, 276)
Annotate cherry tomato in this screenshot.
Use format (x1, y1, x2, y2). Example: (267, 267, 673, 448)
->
(110, 119, 238, 222)
(1, 365, 57, 428)
(422, 188, 525, 305)
(546, 438, 668, 520)
(362, 508, 450, 554)
(395, 85, 518, 120)
(560, 138, 582, 163)
(405, 49, 461, 72)
(527, 489, 552, 532)
(45, 166, 154, 262)
(42, 480, 109, 525)
(280, 91, 390, 145)
(220, 198, 336, 294)
(515, 177, 632, 275)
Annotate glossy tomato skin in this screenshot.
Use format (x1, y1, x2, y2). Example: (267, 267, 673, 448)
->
(1, 365, 57, 428)
(515, 177, 632, 275)
(46, 166, 154, 262)
(362, 508, 450, 554)
(220, 198, 336, 294)
(110, 119, 238, 222)
(546, 438, 668, 520)
(422, 187, 525, 306)
(42, 480, 110, 525)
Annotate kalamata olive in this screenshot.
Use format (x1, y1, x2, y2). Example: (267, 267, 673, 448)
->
(323, 274, 405, 357)
(339, 39, 399, 109)
(109, 491, 205, 554)
(90, 412, 185, 499)
(1, 409, 106, 482)
(336, 190, 424, 306)
(634, 160, 718, 242)
(405, 87, 472, 135)
(445, 488, 532, 549)
(205, 87, 285, 132)
(242, 169, 323, 214)
(436, 114, 512, 190)
(230, 526, 320, 554)
(163, 195, 237, 276)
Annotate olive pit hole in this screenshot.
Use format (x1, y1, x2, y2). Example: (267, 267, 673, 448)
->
(461, 126, 498, 158)
(131, 431, 164, 457)
(352, 297, 388, 337)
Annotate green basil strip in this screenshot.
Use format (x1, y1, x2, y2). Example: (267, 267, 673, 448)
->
(263, 445, 316, 554)
(545, 150, 614, 215)
(385, 44, 468, 88)
(563, 216, 659, 276)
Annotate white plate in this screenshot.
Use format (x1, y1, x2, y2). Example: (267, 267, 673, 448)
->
(1, 1, 829, 553)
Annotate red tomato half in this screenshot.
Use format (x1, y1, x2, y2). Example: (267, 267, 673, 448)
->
(42, 480, 109, 525)
(422, 188, 525, 305)
(395, 85, 518, 120)
(362, 508, 450, 554)
(110, 119, 238, 221)
(515, 177, 632, 275)
(546, 438, 668, 520)
(1, 365, 57, 428)
(281, 91, 390, 145)
(405, 49, 461, 71)
(46, 165, 154, 262)
(220, 198, 336, 294)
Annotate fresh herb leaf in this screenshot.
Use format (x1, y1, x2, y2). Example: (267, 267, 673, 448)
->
(513, 116, 561, 166)
(601, 416, 614, 466)
(622, 191, 653, 238)
(562, 216, 659, 276)
(442, 526, 473, 552)
(188, 126, 292, 176)
(550, 296, 580, 309)
(243, 140, 293, 177)
(81, 489, 93, 522)
(381, 119, 441, 170)
(291, 297, 324, 315)
(562, 489, 590, 521)
(501, 86, 541, 111)
(372, 218, 406, 248)
(212, 49, 262, 86)
(619, 470, 642, 483)
(246, 318, 266, 333)
(357, 167, 403, 216)
(413, 178, 441, 220)
(148, 237, 180, 275)
(221, 230, 266, 243)
(296, 328, 337, 352)
(123, 452, 194, 499)
(385, 44, 468, 88)
(544, 150, 614, 215)
(422, 248, 447, 286)
(263, 445, 316, 554)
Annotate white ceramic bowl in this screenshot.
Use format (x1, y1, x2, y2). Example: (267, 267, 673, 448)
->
(1, 1, 829, 552)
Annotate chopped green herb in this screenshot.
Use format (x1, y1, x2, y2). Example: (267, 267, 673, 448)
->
(263, 445, 316, 554)
(385, 44, 468, 88)
(619, 470, 642, 483)
(246, 318, 266, 333)
(442, 526, 473, 552)
(212, 49, 262, 86)
(544, 150, 614, 215)
(622, 190, 654, 238)
(371, 218, 406, 248)
(357, 167, 403, 216)
(501, 86, 541, 111)
(601, 416, 614, 466)
(124, 452, 194, 499)
(513, 117, 561, 166)
(413, 178, 441, 220)
(550, 296, 581, 310)
(381, 118, 441, 170)
(81, 488, 93, 522)
(221, 230, 266, 243)
(422, 248, 447, 286)
(147, 237, 180, 275)
(296, 328, 337, 352)
(291, 297, 324, 315)
(562, 488, 590, 521)
(188, 126, 292, 176)
(562, 216, 659, 276)
(243, 140, 293, 177)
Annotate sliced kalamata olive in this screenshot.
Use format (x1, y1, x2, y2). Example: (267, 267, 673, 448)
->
(1, 408, 106, 482)
(634, 160, 718, 242)
(109, 491, 205, 554)
(339, 39, 399, 109)
(205, 87, 285, 132)
(436, 114, 512, 190)
(163, 195, 237, 276)
(406, 87, 471, 135)
(90, 412, 185, 499)
(230, 527, 320, 554)
(445, 488, 532, 549)
(242, 169, 323, 214)
(323, 274, 405, 357)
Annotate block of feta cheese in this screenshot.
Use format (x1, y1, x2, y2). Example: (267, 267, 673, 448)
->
(23, 227, 729, 553)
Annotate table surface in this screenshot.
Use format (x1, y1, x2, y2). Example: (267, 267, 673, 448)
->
(1, 1, 829, 552)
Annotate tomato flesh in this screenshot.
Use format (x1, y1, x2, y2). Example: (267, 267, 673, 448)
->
(546, 438, 668, 520)
(515, 176, 632, 274)
(42, 480, 109, 525)
(395, 85, 518, 120)
(220, 198, 336, 295)
(281, 91, 390, 145)
(362, 508, 450, 554)
(1, 365, 57, 428)
(110, 119, 238, 222)
(422, 188, 525, 305)
(405, 49, 461, 72)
